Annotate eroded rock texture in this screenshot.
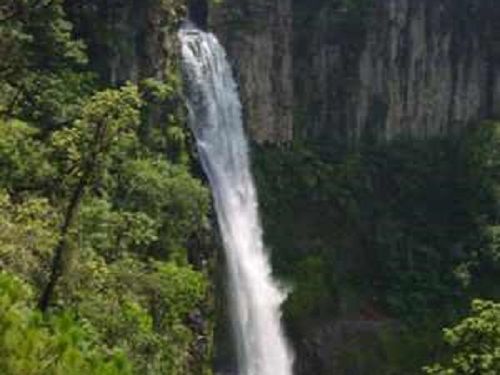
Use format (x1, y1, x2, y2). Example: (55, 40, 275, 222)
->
(210, 0, 294, 143)
(212, 0, 500, 143)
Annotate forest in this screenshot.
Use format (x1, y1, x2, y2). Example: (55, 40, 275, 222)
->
(0, 0, 499, 374)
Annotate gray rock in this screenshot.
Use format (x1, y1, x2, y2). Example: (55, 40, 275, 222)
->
(212, 0, 500, 144)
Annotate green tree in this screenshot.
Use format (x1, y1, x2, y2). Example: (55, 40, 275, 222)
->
(39, 84, 142, 311)
(0, 0, 90, 127)
(60, 254, 209, 374)
(0, 2, 215, 373)
(0, 119, 53, 192)
(424, 299, 500, 375)
(0, 271, 132, 375)
(0, 190, 59, 288)
(115, 158, 210, 259)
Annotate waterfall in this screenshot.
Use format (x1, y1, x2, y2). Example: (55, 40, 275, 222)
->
(179, 25, 294, 375)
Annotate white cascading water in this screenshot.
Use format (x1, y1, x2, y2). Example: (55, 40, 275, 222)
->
(179, 24, 294, 375)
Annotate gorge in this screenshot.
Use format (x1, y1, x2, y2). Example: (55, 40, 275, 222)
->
(0, 1, 499, 375)
(63, 0, 500, 373)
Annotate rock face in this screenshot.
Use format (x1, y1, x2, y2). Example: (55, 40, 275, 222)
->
(66, 0, 184, 85)
(211, 0, 500, 144)
(210, 0, 294, 143)
(68, 0, 500, 143)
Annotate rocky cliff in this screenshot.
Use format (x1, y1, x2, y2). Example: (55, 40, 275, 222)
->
(210, 0, 294, 143)
(67, 0, 500, 144)
(67, 0, 185, 85)
(211, 0, 500, 143)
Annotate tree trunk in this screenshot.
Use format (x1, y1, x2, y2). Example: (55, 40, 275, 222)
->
(38, 121, 105, 312)
(38, 168, 90, 312)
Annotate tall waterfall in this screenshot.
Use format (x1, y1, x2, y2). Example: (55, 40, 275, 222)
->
(179, 25, 294, 375)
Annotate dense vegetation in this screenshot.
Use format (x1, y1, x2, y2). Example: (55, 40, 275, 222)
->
(253, 124, 500, 373)
(0, 1, 215, 374)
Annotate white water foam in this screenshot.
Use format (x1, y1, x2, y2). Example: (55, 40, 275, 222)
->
(179, 25, 294, 375)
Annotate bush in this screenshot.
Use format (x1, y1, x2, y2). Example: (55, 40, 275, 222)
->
(0, 271, 132, 375)
(424, 300, 500, 375)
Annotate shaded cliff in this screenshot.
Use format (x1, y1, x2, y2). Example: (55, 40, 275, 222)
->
(66, 0, 185, 85)
(211, 0, 500, 143)
(67, 0, 500, 144)
(210, 0, 294, 143)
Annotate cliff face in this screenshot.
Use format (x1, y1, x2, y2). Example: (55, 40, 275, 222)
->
(210, 0, 294, 143)
(67, 0, 185, 85)
(68, 0, 500, 143)
(211, 0, 500, 143)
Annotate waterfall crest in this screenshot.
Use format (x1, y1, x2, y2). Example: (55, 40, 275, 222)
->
(179, 25, 294, 375)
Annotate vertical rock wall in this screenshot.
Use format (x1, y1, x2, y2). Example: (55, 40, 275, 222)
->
(70, 0, 500, 144)
(211, 0, 500, 144)
(345, 0, 488, 140)
(210, 0, 294, 143)
(68, 0, 500, 143)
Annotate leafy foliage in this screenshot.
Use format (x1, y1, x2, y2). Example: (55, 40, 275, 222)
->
(115, 158, 210, 257)
(255, 124, 500, 323)
(0, 271, 132, 375)
(253, 123, 500, 372)
(62, 256, 208, 375)
(0, 0, 91, 128)
(0, 119, 53, 191)
(424, 300, 500, 375)
(0, 1, 215, 374)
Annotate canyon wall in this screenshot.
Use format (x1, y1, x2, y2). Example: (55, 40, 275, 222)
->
(211, 0, 500, 144)
(210, 0, 294, 143)
(68, 0, 500, 144)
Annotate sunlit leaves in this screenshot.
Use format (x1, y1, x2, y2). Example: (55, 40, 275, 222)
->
(0, 190, 59, 286)
(62, 255, 208, 375)
(50, 84, 141, 186)
(0, 271, 133, 375)
(0, 2, 213, 372)
(116, 157, 210, 257)
(424, 300, 500, 375)
(79, 198, 158, 260)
